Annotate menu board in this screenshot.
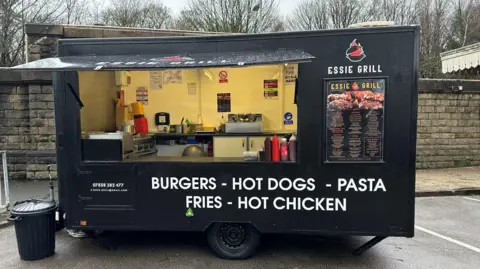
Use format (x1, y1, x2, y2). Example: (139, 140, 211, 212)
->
(325, 78, 385, 162)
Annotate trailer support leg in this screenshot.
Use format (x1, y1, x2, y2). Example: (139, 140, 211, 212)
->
(353, 236, 387, 256)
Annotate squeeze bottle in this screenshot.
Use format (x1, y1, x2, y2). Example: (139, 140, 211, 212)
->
(271, 134, 280, 162)
(280, 138, 288, 161)
(289, 134, 297, 161)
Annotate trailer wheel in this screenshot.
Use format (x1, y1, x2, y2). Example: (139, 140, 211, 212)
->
(206, 223, 261, 260)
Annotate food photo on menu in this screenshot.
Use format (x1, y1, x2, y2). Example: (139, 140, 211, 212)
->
(325, 79, 385, 162)
(327, 82, 384, 111)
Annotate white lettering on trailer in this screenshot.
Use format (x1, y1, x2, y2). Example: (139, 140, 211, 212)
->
(151, 177, 216, 190)
(327, 65, 382, 75)
(238, 197, 269, 209)
(186, 196, 222, 209)
(273, 197, 347, 211)
(232, 177, 263, 190)
(337, 178, 386, 192)
(267, 178, 315, 191)
(150, 175, 387, 213)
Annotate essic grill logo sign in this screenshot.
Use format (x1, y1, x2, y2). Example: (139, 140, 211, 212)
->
(327, 39, 382, 75)
(346, 39, 366, 62)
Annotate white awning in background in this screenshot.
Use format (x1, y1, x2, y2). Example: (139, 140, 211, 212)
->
(441, 42, 480, 73)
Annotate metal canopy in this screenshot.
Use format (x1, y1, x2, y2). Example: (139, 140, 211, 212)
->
(10, 49, 315, 71)
(441, 42, 480, 73)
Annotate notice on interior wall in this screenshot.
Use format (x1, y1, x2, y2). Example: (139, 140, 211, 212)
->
(219, 70, 228, 83)
(284, 112, 294, 125)
(149, 71, 163, 90)
(264, 79, 279, 99)
(187, 83, 197, 95)
(164, 70, 183, 84)
(217, 93, 231, 112)
(136, 87, 148, 105)
(284, 65, 298, 84)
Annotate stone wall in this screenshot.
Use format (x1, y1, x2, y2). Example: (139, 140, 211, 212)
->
(0, 71, 56, 180)
(416, 80, 480, 169)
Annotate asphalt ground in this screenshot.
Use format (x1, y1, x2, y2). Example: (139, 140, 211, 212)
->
(0, 195, 478, 269)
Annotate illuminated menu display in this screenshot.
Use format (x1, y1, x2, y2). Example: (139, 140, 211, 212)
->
(325, 78, 385, 162)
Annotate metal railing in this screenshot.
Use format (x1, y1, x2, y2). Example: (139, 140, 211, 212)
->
(0, 151, 10, 213)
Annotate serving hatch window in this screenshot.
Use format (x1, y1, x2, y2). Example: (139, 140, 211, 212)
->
(325, 78, 385, 162)
(78, 65, 301, 163)
(9, 49, 313, 164)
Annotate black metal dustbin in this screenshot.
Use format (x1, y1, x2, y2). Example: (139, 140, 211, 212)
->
(8, 199, 57, 261)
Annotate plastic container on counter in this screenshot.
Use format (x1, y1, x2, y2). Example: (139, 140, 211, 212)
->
(243, 151, 259, 161)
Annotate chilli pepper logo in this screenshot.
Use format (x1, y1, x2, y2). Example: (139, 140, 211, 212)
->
(346, 39, 366, 62)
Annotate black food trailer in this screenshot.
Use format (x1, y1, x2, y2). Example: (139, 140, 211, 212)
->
(12, 25, 419, 260)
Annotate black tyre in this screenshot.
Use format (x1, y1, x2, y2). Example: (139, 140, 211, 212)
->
(206, 222, 261, 260)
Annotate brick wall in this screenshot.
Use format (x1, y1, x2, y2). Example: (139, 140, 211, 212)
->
(416, 92, 480, 168)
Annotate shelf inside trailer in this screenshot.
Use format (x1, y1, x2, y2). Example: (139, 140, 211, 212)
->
(125, 156, 244, 162)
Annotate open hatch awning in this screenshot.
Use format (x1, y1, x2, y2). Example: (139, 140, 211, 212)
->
(11, 49, 315, 71)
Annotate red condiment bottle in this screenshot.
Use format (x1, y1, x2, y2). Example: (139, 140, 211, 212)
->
(134, 115, 149, 134)
(271, 134, 280, 162)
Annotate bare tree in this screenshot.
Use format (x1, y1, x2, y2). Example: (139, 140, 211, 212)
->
(447, 0, 480, 48)
(416, 0, 452, 56)
(61, 0, 93, 24)
(0, 0, 64, 66)
(288, 0, 329, 30)
(101, 0, 173, 29)
(176, 0, 282, 33)
(373, 0, 417, 25)
(288, 0, 378, 30)
(327, 0, 375, 28)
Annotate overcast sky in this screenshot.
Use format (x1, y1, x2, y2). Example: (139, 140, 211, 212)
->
(162, 0, 297, 15)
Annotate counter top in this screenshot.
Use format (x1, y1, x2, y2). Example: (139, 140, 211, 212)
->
(151, 132, 294, 138)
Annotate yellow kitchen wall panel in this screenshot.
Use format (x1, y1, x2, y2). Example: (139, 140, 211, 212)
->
(120, 65, 297, 133)
(123, 70, 200, 132)
(283, 64, 298, 131)
(201, 65, 284, 131)
(78, 71, 118, 132)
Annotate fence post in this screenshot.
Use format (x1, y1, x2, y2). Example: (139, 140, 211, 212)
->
(0, 151, 9, 212)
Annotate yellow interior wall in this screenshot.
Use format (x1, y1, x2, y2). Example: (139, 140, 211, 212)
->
(78, 71, 117, 132)
(283, 64, 298, 131)
(124, 70, 200, 132)
(200, 65, 284, 131)
(119, 64, 298, 133)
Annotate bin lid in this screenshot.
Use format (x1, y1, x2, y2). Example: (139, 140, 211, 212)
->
(11, 199, 57, 215)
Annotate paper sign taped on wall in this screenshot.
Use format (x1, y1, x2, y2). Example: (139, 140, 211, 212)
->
(136, 87, 148, 105)
(164, 70, 183, 84)
(150, 71, 163, 90)
(188, 83, 197, 95)
(284, 65, 297, 84)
